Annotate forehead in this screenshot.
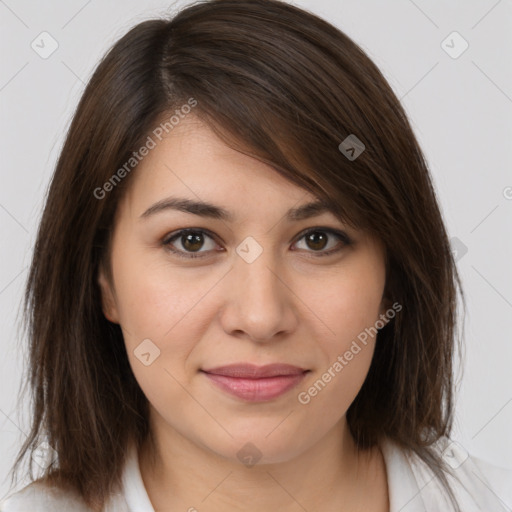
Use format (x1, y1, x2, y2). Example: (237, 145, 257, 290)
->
(121, 115, 331, 221)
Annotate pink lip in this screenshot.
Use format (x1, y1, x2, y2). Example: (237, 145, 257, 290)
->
(201, 363, 309, 402)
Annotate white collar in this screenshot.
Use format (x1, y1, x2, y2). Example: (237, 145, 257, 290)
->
(119, 437, 422, 512)
(118, 437, 509, 512)
(119, 442, 155, 512)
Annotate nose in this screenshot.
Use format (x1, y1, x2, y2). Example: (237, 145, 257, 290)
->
(218, 242, 299, 343)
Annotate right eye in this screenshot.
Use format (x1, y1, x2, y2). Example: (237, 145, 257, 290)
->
(162, 229, 223, 259)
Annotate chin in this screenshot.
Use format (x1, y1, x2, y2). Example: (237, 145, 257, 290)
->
(202, 427, 310, 467)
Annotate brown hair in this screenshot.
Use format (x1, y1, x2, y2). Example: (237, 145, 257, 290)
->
(10, 0, 466, 509)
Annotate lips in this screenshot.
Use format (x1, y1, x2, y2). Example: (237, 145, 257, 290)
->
(201, 363, 309, 402)
(202, 363, 307, 378)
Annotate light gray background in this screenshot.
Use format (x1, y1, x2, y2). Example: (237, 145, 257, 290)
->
(1, 0, 511, 500)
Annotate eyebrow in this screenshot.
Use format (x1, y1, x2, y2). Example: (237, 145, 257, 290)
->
(139, 197, 333, 222)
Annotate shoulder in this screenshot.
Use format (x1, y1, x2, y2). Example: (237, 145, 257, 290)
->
(381, 436, 512, 511)
(410, 438, 512, 510)
(468, 453, 512, 503)
(0, 481, 93, 512)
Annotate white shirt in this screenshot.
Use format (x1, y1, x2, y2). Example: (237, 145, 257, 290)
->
(1, 437, 511, 511)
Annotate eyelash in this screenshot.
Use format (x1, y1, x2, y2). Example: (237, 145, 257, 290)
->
(162, 227, 352, 260)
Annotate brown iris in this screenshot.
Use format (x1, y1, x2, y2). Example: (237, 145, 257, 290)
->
(181, 232, 205, 252)
(304, 231, 328, 251)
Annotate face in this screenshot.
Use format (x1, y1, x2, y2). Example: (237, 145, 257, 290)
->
(98, 114, 389, 465)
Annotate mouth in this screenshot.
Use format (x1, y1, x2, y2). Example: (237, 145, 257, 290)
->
(200, 363, 310, 402)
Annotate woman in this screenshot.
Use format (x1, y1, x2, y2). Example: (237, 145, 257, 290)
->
(1, 0, 511, 511)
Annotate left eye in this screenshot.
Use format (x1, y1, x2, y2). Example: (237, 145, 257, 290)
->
(162, 228, 351, 259)
(292, 229, 350, 255)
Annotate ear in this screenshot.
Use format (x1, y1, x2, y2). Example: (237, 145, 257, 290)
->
(97, 266, 119, 324)
(379, 296, 391, 317)
(377, 294, 393, 327)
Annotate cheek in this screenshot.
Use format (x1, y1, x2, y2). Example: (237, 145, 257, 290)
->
(295, 261, 384, 406)
(298, 345, 374, 427)
(300, 262, 385, 346)
(116, 267, 201, 410)
(296, 287, 380, 417)
(111, 244, 204, 339)
(111, 247, 229, 394)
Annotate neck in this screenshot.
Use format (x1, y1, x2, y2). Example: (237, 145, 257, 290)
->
(139, 409, 388, 512)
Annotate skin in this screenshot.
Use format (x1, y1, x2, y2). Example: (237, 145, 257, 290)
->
(98, 114, 390, 512)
